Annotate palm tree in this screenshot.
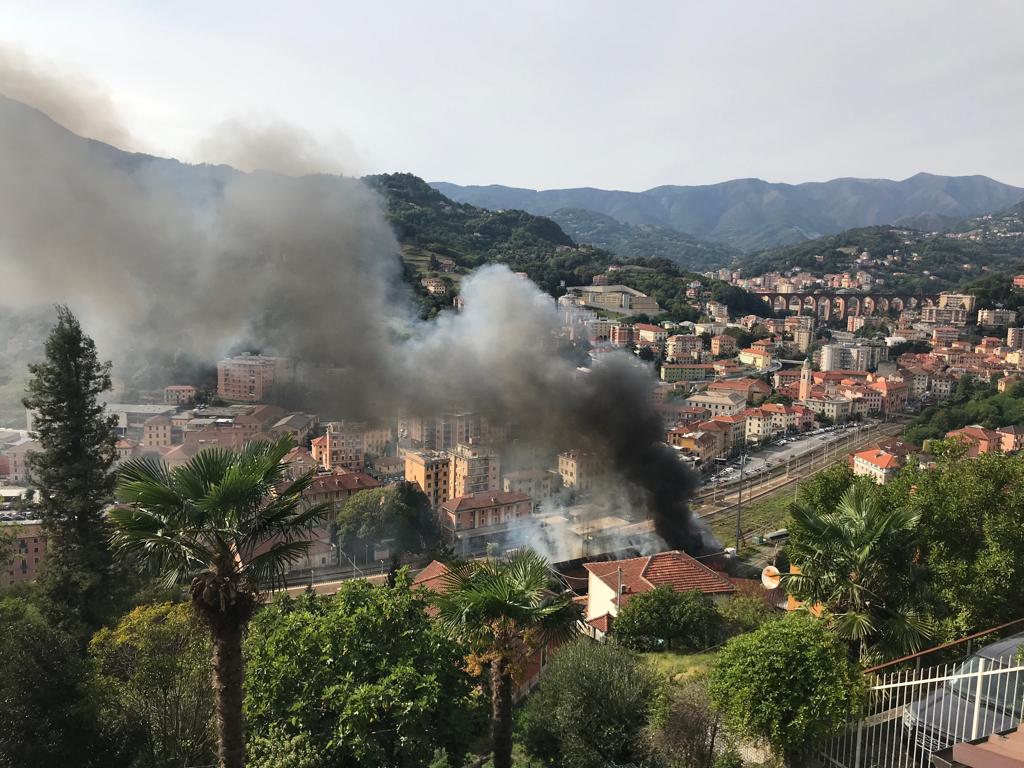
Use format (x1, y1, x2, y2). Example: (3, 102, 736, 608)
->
(785, 483, 932, 661)
(109, 436, 330, 768)
(434, 549, 581, 768)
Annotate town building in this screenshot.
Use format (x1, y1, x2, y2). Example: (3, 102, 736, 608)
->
(978, 308, 1018, 327)
(502, 468, 558, 503)
(216, 354, 290, 402)
(710, 334, 737, 357)
(793, 327, 813, 353)
(141, 414, 175, 448)
(852, 449, 904, 484)
(558, 450, 600, 492)
(565, 285, 662, 316)
(946, 426, 1004, 457)
(1006, 327, 1023, 349)
(1, 520, 46, 587)
(938, 292, 978, 312)
(738, 347, 773, 371)
(449, 442, 501, 498)
(404, 450, 452, 508)
(163, 385, 197, 405)
(582, 551, 736, 632)
(682, 390, 747, 417)
(706, 378, 771, 403)
(921, 306, 968, 325)
(660, 363, 715, 383)
(438, 491, 534, 551)
(665, 334, 702, 362)
(633, 323, 668, 343)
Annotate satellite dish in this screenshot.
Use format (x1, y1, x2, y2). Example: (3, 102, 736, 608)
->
(761, 565, 782, 590)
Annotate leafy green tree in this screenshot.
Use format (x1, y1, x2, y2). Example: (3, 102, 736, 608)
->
(0, 596, 111, 767)
(433, 550, 581, 768)
(245, 577, 481, 768)
(718, 595, 779, 637)
(519, 640, 660, 768)
(89, 603, 214, 768)
(708, 613, 863, 765)
(336, 482, 439, 557)
(22, 306, 120, 633)
(110, 437, 330, 768)
(786, 484, 931, 661)
(612, 586, 723, 652)
(902, 452, 1024, 637)
(646, 680, 721, 768)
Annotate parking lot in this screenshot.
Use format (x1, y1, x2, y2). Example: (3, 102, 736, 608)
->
(702, 420, 883, 487)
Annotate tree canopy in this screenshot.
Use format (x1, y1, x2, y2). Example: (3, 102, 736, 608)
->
(708, 613, 863, 763)
(244, 577, 482, 768)
(611, 586, 724, 652)
(518, 639, 660, 768)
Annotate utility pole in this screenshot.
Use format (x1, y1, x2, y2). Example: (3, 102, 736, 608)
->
(735, 451, 745, 554)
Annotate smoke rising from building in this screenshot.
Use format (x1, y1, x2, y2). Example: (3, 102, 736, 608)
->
(0, 61, 705, 553)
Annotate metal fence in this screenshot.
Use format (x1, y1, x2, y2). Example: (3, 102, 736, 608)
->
(818, 654, 1024, 768)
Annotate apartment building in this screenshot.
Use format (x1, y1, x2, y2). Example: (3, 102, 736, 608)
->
(404, 450, 452, 508)
(558, 450, 600, 492)
(1, 521, 46, 588)
(216, 354, 290, 402)
(449, 442, 501, 498)
(682, 390, 747, 417)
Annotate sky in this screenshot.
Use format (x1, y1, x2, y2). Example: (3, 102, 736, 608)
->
(4, 0, 1024, 190)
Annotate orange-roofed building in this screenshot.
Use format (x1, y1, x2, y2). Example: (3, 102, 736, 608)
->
(583, 550, 735, 624)
(851, 448, 904, 484)
(707, 377, 771, 403)
(946, 426, 1004, 457)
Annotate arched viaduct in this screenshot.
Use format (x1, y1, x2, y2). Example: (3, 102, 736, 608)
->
(752, 291, 939, 320)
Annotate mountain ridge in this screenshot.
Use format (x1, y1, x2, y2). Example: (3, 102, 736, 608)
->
(431, 173, 1024, 252)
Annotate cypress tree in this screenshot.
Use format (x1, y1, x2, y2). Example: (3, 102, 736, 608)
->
(23, 305, 118, 633)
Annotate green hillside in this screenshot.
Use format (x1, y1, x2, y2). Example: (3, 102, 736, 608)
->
(735, 207, 1024, 293)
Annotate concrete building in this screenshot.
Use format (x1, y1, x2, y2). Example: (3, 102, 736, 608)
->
(660, 363, 715, 383)
(634, 323, 668, 343)
(141, 414, 175, 448)
(938, 292, 977, 312)
(1, 520, 46, 588)
(1005, 327, 1022, 349)
(216, 354, 290, 402)
(163, 385, 197, 405)
(921, 306, 968, 325)
(502, 468, 558, 503)
(438, 491, 534, 551)
(404, 450, 452, 508)
(449, 442, 501, 498)
(978, 308, 1018, 327)
(852, 449, 904, 484)
(682, 390, 747, 417)
(558, 450, 600, 492)
(793, 327, 813, 353)
(710, 334, 737, 357)
(665, 334, 702, 362)
(932, 325, 960, 345)
(3, 438, 41, 484)
(566, 285, 662, 316)
(738, 347, 773, 371)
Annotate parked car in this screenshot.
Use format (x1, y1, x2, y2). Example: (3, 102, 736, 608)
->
(902, 633, 1024, 753)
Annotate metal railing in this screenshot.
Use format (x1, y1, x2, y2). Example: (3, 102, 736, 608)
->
(818, 653, 1024, 768)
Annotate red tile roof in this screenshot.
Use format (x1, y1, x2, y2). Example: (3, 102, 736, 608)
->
(307, 471, 381, 493)
(412, 560, 452, 594)
(587, 613, 613, 633)
(441, 491, 531, 513)
(584, 550, 735, 604)
(853, 449, 903, 470)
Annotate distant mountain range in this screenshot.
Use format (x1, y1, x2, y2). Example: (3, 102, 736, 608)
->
(546, 208, 740, 271)
(432, 175, 1024, 253)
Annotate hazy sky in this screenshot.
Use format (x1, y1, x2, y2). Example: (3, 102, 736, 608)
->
(5, 1, 1024, 190)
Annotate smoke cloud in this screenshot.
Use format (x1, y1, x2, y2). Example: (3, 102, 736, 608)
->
(194, 118, 362, 177)
(0, 45, 131, 148)
(0, 59, 705, 554)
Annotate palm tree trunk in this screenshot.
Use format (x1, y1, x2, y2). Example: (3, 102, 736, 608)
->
(490, 659, 514, 768)
(212, 622, 245, 768)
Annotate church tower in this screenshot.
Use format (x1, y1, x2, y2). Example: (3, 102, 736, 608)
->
(799, 356, 812, 401)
